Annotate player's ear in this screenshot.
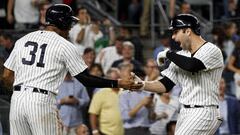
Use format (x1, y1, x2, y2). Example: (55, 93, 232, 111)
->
(186, 28, 191, 36)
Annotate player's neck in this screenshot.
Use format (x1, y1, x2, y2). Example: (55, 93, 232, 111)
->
(190, 36, 206, 54)
(44, 26, 68, 39)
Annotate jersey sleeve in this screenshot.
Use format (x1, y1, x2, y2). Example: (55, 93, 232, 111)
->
(161, 62, 179, 84)
(193, 43, 224, 70)
(4, 42, 18, 71)
(62, 43, 88, 76)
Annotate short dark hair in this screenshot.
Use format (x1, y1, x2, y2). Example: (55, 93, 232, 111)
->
(83, 47, 95, 55)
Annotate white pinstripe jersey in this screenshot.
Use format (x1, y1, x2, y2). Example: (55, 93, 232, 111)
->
(161, 42, 224, 106)
(4, 30, 88, 94)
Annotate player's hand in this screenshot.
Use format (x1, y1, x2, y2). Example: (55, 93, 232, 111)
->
(157, 48, 169, 66)
(118, 79, 143, 89)
(129, 73, 145, 90)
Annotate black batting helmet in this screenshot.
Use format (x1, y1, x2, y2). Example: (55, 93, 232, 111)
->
(169, 14, 201, 35)
(45, 4, 79, 30)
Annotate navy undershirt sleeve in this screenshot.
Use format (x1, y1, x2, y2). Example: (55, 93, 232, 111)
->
(159, 76, 175, 92)
(166, 51, 206, 72)
(74, 69, 118, 88)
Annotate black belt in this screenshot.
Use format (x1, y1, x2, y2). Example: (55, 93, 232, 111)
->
(183, 105, 219, 108)
(14, 85, 48, 95)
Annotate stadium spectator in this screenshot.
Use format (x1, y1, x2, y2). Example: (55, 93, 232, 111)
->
(0, 0, 13, 29)
(111, 41, 144, 76)
(57, 73, 90, 135)
(227, 41, 240, 99)
(89, 68, 124, 135)
(82, 47, 96, 67)
(69, 7, 103, 55)
(0, 32, 14, 60)
(119, 26, 144, 64)
(149, 92, 180, 135)
(222, 22, 239, 96)
(179, 1, 191, 14)
(119, 63, 152, 135)
(7, 0, 46, 30)
(39, 2, 52, 29)
(216, 78, 240, 135)
(128, 0, 142, 24)
(166, 121, 177, 135)
(76, 124, 89, 135)
(144, 58, 161, 81)
(95, 36, 124, 74)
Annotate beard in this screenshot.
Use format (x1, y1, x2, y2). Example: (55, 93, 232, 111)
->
(180, 38, 191, 51)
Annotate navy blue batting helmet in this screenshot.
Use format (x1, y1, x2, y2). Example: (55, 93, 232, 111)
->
(45, 4, 79, 30)
(169, 14, 201, 35)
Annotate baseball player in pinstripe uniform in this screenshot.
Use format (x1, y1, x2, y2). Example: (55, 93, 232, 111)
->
(133, 14, 224, 135)
(2, 4, 141, 135)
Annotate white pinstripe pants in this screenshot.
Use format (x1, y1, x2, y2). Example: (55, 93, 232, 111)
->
(10, 89, 62, 135)
(175, 107, 222, 135)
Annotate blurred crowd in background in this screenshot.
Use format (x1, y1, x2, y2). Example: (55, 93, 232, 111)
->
(0, 0, 240, 135)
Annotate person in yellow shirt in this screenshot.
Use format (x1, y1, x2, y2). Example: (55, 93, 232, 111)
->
(89, 68, 124, 135)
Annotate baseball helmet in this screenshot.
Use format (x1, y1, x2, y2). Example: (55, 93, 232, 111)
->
(45, 4, 79, 30)
(169, 14, 201, 35)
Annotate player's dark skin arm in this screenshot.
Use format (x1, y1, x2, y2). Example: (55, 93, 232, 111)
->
(2, 68, 14, 87)
(166, 51, 206, 72)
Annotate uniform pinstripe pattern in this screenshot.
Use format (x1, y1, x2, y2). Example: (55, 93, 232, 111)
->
(10, 89, 61, 135)
(4, 30, 87, 94)
(161, 42, 224, 134)
(162, 42, 224, 106)
(175, 107, 222, 135)
(4, 30, 88, 135)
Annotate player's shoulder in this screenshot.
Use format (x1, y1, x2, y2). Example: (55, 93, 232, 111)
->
(14, 31, 40, 45)
(201, 42, 222, 54)
(203, 42, 219, 49)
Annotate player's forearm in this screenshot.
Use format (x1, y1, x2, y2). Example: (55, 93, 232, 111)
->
(74, 69, 118, 88)
(2, 68, 14, 87)
(143, 80, 167, 93)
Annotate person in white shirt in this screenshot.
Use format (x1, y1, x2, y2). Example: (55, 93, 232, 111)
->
(7, 0, 44, 29)
(69, 7, 103, 54)
(95, 36, 125, 74)
(149, 92, 180, 135)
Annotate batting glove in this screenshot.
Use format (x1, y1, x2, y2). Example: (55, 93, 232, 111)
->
(156, 48, 169, 66)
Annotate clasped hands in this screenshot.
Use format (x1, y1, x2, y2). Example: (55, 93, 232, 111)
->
(117, 72, 145, 91)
